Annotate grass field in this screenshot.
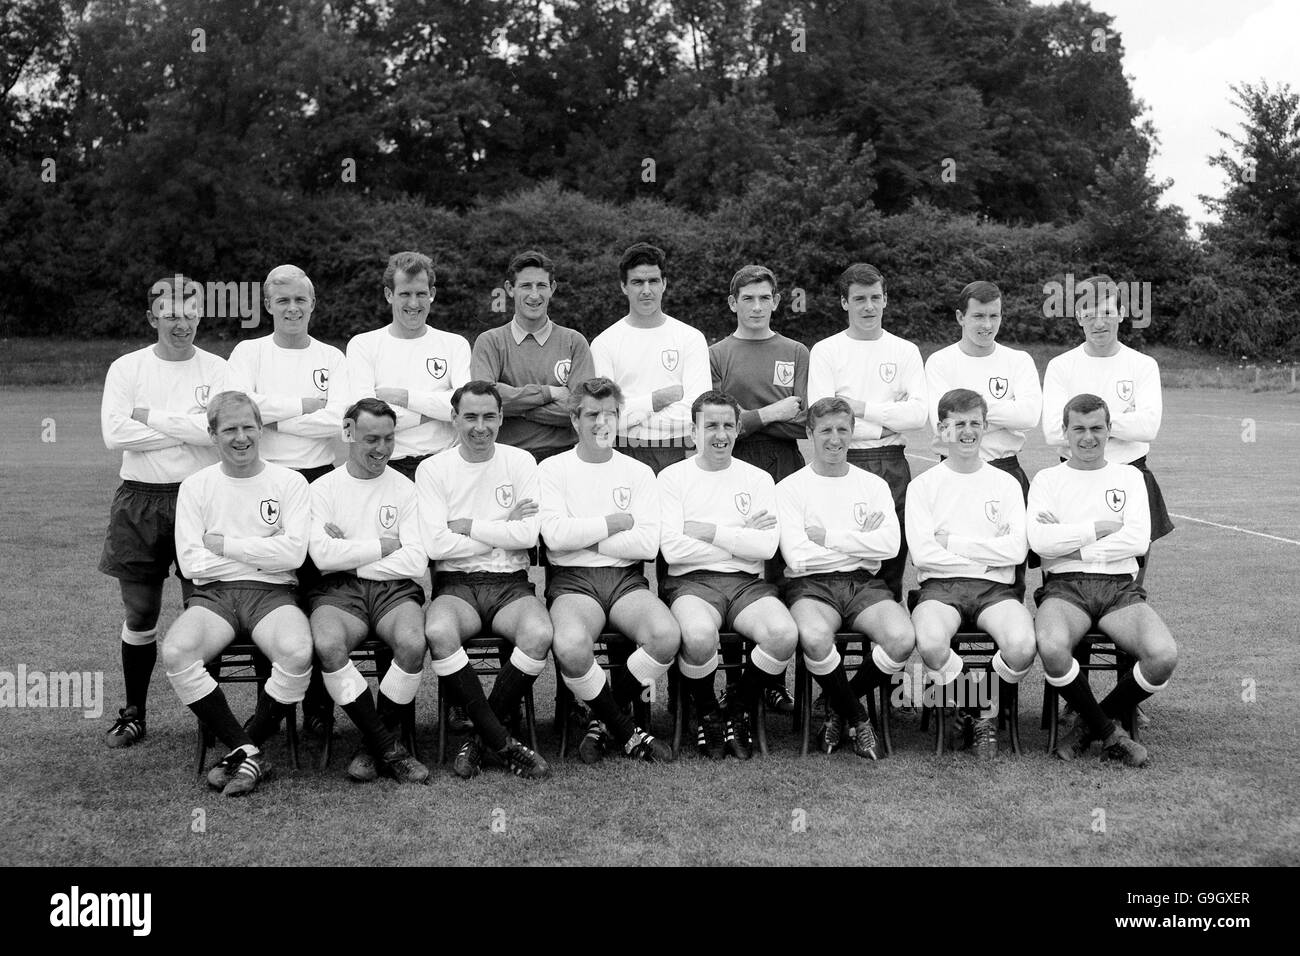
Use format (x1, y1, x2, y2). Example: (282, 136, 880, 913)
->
(2, 384, 1299, 866)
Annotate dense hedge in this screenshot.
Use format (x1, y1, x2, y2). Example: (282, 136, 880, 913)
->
(0, 174, 1294, 358)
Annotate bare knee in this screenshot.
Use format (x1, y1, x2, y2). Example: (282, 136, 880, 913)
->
(1144, 635, 1178, 683)
(515, 618, 553, 660)
(271, 630, 313, 673)
(678, 624, 719, 666)
(1036, 628, 1073, 675)
(637, 617, 681, 664)
(1001, 631, 1037, 670)
(160, 621, 202, 671)
(552, 628, 593, 673)
(312, 626, 350, 671)
(392, 625, 427, 672)
(424, 621, 462, 661)
(799, 626, 835, 662)
(914, 625, 951, 670)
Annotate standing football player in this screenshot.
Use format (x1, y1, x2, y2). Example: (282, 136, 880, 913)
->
(808, 263, 927, 602)
(99, 274, 227, 749)
(346, 251, 471, 481)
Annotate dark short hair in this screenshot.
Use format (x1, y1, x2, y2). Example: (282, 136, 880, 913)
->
(345, 397, 396, 426)
(956, 281, 1001, 312)
(729, 264, 778, 298)
(691, 389, 741, 426)
(937, 388, 988, 424)
(1063, 393, 1111, 431)
(618, 242, 666, 283)
(838, 263, 886, 299)
(383, 251, 434, 290)
(568, 376, 624, 416)
(806, 397, 854, 432)
(206, 391, 261, 431)
(451, 380, 503, 413)
(1076, 274, 1121, 314)
(507, 250, 555, 284)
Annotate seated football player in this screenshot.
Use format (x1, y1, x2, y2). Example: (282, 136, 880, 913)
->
(416, 381, 551, 780)
(161, 391, 313, 797)
(659, 390, 797, 760)
(539, 377, 679, 764)
(776, 397, 914, 759)
(905, 388, 1035, 758)
(1029, 393, 1178, 767)
(304, 398, 430, 784)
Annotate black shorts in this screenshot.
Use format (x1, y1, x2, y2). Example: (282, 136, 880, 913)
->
(733, 437, 806, 485)
(661, 570, 778, 631)
(1034, 573, 1147, 627)
(387, 454, 432, 482)
(98, 481, 183, 583)
(433, 570, 535, 629)
(783, 570, 892, 623)
(545, 564, 649, 617)
(616, 442, 688, 476)
(528, 444, 571, 465)
(309, 572, 425, 627)
(845, 446, 910, 513)
(1129, 456, 1175, 543)
(917, 577, 1021, 629)
(186, 581, 299, 637)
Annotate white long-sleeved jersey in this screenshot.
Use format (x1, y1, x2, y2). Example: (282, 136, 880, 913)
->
(776, 464, 899, 577)
(226, 335, 349, 469)
(924, 342, 1041, 460)
(538, 449, 660, 568)
(1027, 460, 1150, 578)
(415, 445, 539, 575)
(1042, 343, 1161, 464)
(905, 463, 1028, 585)
(101, 346, 227, 483)
(807, 330, 927, 449)
(590, 316, 711, 446)
(176, 462, 309, 586)
(345, 326, 471, 460)
(659, 457, 779, 576)
(308, 465, 426, 581)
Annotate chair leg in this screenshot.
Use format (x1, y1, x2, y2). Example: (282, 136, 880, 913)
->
(1045, 682, 1059, 753)
(670, 668, 685, 758)
(285, 704, 300, 771)
(754, 694, 768, 757)
(1004, 681, 1021, 756)
(524, 686, 539, 754)
(878, 683, 893, 756)
(403, 706, 420, 762)
(318, 710, 336, 770)
(555, 666, 572, 760)
(195, 721, 209, 777)
(437, 676, 449, 764)
(796, 658, 812, 756)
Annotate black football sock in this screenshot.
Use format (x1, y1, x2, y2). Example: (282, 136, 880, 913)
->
(121, 641, 156, 718)
(243, 690, 295, 746)
(1057, 671, 1115, 740)
(302, 664, 331, 718)
(189, 687, 252, 751)
(737, 661, 773, 713)
(444, 667, 508, 751)
(685, 674, 720, 716)
(487, 661, 534, 722)
(848, 658, 890, 698)
(610, 663, 645, 708)
(1099, 672, 1153, 723)
(342, 689, 397, 755)
(814, 663, 868, 724)
(377, 689, 401, 732)
(586, 684, 638, 743)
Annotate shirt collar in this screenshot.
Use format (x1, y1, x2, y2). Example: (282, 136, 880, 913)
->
(510, 318, 553, 346)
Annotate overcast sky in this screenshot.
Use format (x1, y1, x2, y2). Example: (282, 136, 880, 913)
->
(1049, 0, 1299, 232)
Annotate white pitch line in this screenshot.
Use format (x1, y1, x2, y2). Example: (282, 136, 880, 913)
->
(1169, 513, 1300, 547)
(1178, 413, 1300, 427)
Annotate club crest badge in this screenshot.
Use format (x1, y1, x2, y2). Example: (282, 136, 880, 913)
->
(313, 368, 329, 392)
(495, 484, 515, 509)
(989, 376, 1009, 400)
(879, 362, 897, 384)
(378, 504, 398, 529)
(613, 486, 632, 511)
(1106, 488, 1126, 512)
(259, 499, 280, 525)
(985, 500, 1000, 523)
(554, 359, 572, 385)
(427, 357, 448, 379)
(195, 385, 211, 407)
(661, 350, 679, 372)
(734, 492, 752, 516)
(853, 502, 869, 528)
(1116, 380, 1134, 403)
(773, 361, 795, 387)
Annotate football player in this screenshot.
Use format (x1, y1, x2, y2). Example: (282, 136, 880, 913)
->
(1029, 394, 1178, 767)
(161, 391, 312, 796)
(99, 274, 227, 749)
